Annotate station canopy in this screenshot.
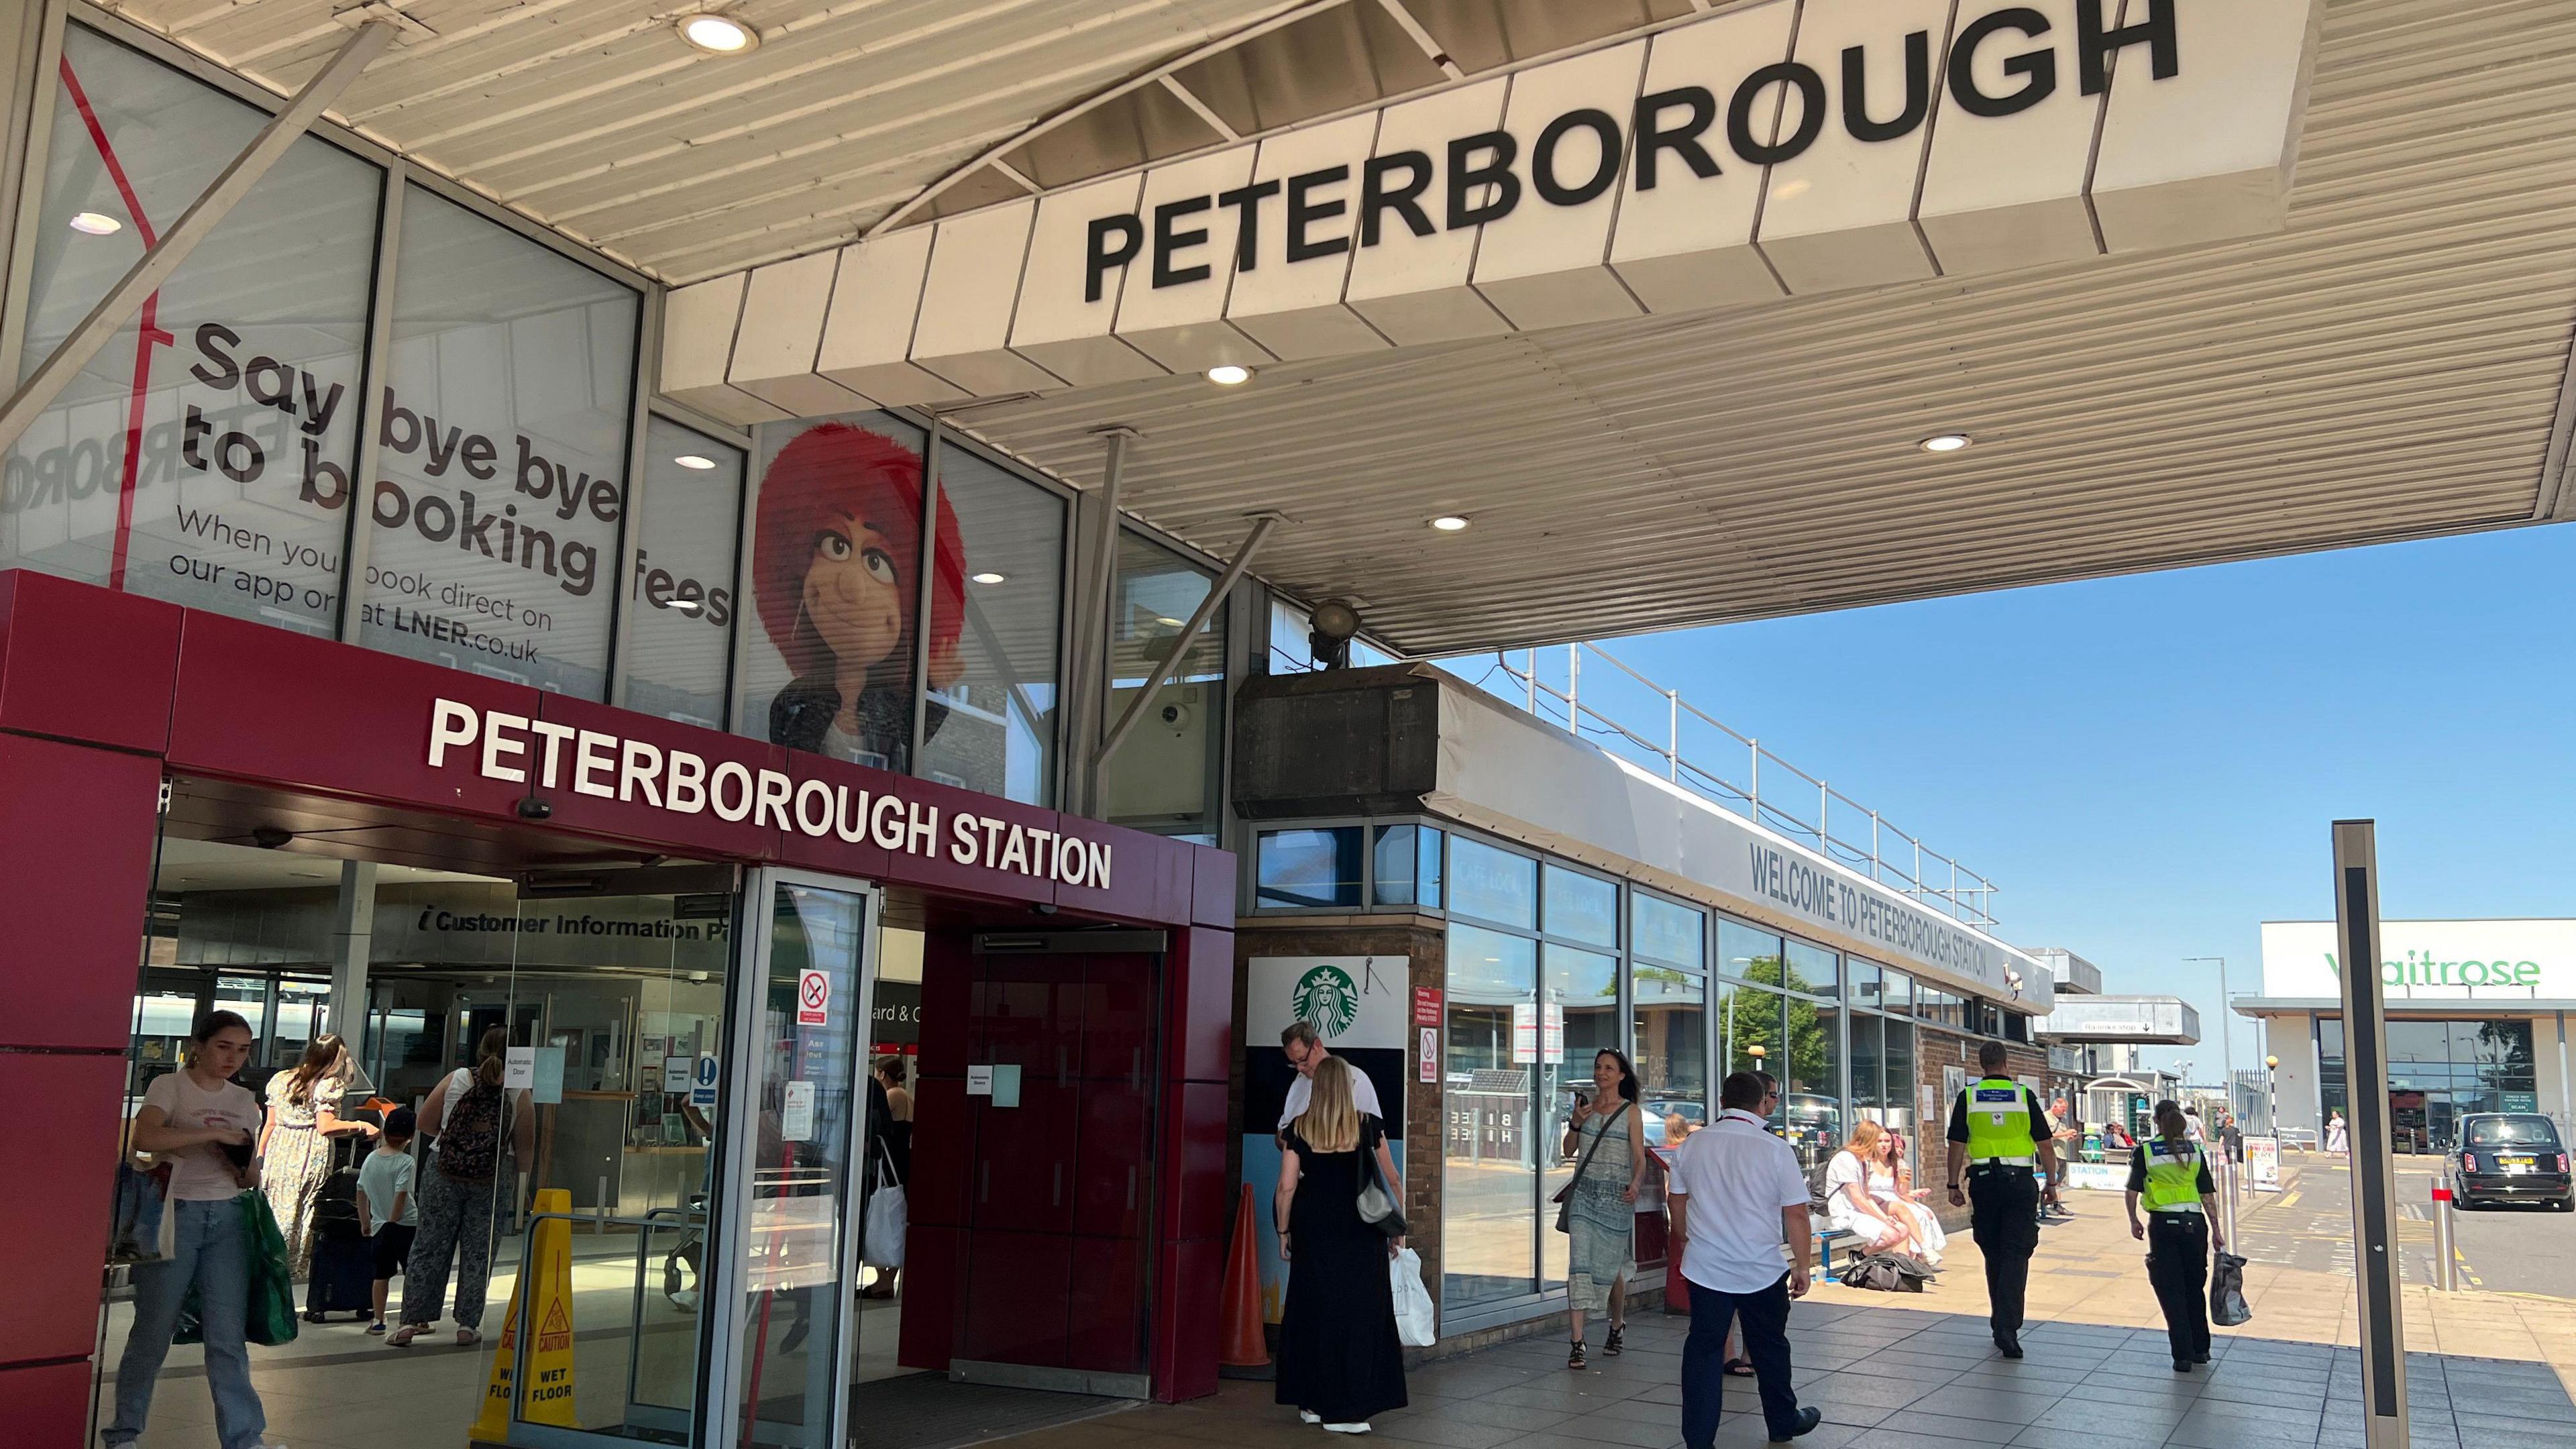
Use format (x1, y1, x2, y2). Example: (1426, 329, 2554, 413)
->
(156, 0, 2576, 656)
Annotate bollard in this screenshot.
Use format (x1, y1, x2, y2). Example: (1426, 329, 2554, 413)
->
(2430, 1179, 2457, 1291)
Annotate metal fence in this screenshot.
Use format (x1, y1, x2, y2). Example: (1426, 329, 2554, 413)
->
(1484, 643, 2000, 929)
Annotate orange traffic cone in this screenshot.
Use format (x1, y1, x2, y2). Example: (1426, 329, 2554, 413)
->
(1219, 1183, 1271, 1367)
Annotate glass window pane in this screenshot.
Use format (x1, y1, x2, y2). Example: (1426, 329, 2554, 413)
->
(1444, 922, 1538, 1307)
(1269, 597, 1313, 673)
(1851, 1014, 1884, 1125)
(1542, 943, 1618, 1289)
(919, 445, 1064, 802)
(1788, 998, 1840, 1169)
(1849, 960, 1882, 1010)
(1448, 838, 1536, 929)
(739, 412, 930, 769)
(360, 190, 637, 697)
(1542, 866, 1617, 949)
(1102, 530, 1226, 833)
(1632, 895, 1704, 969)
(1373, 824, 1419, 907)
(1715, 979, 1785, 1126)
(1255, 827, 1363, 909)
(1632, 966, 1706, 1137)
(1884, 1021, 1917, 1176)
(621, 417, 741, 727)
(7, 28, 379, 637)
(1882, 969, 1913, 1012)
(1419, 827, 1444, 910)
(1719, 920, 1784, 986)
(1784, 941, 1839, 999)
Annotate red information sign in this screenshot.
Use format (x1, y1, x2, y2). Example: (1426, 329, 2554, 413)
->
(1412, 986, 1443, 1027)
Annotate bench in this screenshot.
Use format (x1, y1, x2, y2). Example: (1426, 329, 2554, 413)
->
(1816, 1226, 1858, 1283)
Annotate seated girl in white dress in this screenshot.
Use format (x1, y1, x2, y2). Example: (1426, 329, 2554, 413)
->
(1823, 1121, 1917, 1256)
(1869, 1130, 1945, 1267)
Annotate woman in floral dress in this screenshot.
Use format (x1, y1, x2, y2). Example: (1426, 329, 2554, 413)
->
(260, 1033, 375, 1277)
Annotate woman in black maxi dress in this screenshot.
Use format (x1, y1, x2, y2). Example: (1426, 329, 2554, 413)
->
(1276, 1104, 1408, 1428)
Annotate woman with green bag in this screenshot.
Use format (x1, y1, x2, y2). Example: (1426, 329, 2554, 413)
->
(105, 1010, 284, 1449)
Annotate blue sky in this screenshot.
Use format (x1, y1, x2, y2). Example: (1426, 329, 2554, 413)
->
(1507, 525, 2576, 1083)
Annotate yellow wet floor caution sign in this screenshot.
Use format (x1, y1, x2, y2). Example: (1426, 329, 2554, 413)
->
(471, 1187, 578, 1442)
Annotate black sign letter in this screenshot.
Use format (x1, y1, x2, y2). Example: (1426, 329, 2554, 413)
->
(1949, 8, 2057, 118)
(1532, 107, 1623, 207)
(1152, 195, 1214, 289)
(1842, 32, 1935, 143)
(1361, 151, 1438, 246)
(1286, 165, 1352, 263)
(2077, 0, 2178, 96)
(1729, 62, 1828, 167)
(1217, 178, 1282, 272)
(1085, 214, 1144, 303)
(1633, 87, 1721, 192)
(1447, 131, 1521, 229)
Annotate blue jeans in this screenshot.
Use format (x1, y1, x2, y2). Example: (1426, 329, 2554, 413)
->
(107, 1196, 268, 1449)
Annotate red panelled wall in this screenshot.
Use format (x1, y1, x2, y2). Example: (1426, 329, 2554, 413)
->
(0, 568, 1242, 1419)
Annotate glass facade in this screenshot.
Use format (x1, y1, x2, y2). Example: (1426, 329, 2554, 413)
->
(2318, 1016, 2540, 1152)
(1, 23, 1236, 826)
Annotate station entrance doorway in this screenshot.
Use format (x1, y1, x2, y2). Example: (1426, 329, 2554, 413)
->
(103, 782, 885, 1449)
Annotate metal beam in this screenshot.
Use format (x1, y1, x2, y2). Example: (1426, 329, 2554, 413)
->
(2332, 819, 2408, 1449)
(1064, 425, 1135, 816)
(0, 19, 393, 458)
(1093, 512, 1281, 770)
(908, 416, 947, 769)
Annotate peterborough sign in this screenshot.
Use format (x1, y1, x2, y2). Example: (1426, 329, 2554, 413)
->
(676, 0, 2325, 409)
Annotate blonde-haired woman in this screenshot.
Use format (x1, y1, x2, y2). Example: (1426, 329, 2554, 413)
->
(1870, 1130, 1945, 1267)
(1822, 1122, 1916, 1256)
(1275, 1055, 1408, 1434)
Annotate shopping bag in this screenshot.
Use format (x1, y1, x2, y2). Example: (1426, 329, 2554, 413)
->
(863, 1183, 908, 1270)
(242, 1191, 301, 1346)
(2209, 1250, 2252, 1327)
(1390, 1247, 1436, 1348)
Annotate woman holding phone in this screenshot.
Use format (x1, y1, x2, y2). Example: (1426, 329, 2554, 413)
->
(1561, 1049, 1646, 1369)
(104, 1010, 273, 1449)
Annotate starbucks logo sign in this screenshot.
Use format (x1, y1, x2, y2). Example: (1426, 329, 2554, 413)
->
(1293, 965, 1360, 1040)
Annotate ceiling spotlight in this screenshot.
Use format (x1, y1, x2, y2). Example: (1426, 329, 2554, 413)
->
(971, 571, 1008, 585)
(1919, 433, 1974, 453)
(1429, 515, 1470, 532)
(1205, 364, 1252, 386)
(673, 453, 717, 470)
(678, 13, 759, 53)
(69, 211, 121, 235)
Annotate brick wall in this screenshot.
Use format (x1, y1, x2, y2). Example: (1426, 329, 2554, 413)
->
(1912, 1026, 2051, 1230)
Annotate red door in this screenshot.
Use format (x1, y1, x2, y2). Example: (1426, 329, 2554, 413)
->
(955, 936, 1163, 1385)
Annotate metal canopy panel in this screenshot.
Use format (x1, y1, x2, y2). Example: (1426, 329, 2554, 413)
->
(932, 0, 2576, 656)
(2033, 995, 2202, 1046)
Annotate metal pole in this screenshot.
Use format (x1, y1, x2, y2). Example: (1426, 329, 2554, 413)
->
(1093, 512, 1282, 769)
(2332, 820, 2408, 1449)
(1748, 740, 1759, 818)
(2431, 1177, 2457, 1291)
(1818, 782, 1829, 851)
(1525, 647, 1538, 712)
(1566, 643, 1580, 733)
(1066, 426, 1134, 816)
(1871, 811, 1881, 879)
(0, 20, 395, 458)
(906, 417, 947, 769)
(1667, 688, 1680, 781)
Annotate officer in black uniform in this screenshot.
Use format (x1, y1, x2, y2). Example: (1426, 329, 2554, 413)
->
(1945, 1040, 2061, 1359)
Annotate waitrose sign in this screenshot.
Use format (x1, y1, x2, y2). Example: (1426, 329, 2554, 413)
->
(2261, 921, 2571, 1001)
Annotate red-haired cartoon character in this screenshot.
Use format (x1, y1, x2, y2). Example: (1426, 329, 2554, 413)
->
(751, 423, 966, 769)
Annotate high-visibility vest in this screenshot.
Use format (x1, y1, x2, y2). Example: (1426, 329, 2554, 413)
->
(1961, 1078, 2035, 1162)
(2141, 1138, 2204, 1212)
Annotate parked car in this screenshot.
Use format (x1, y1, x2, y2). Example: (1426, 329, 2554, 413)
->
(2451, 1114, 2573, 1211)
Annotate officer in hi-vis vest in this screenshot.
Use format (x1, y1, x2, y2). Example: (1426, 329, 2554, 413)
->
(2126, 1099, 2224, 1372)
(1944, 1040, 2060, 1359)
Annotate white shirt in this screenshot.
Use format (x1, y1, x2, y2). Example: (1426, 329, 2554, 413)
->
(145, 1071, 262, 1202)
(1278, 1061, 1384, 1129)
(1668, 1108, 1811, 1294)
(1821, 1151, 1870, 1230)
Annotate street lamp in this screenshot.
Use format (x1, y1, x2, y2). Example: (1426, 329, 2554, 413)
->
(2265, 1055, 2281, 1141)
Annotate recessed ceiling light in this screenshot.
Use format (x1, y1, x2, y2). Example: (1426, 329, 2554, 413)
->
(1919, 433, 1974, 453)
(674, 453, 717, 470)
(971, 571, 1008, 585)
(1205, 364, 1252, 386)
(678, 13, 759, 53)
(1429, 515, 1471, 532)
(69, 211, 121, 235)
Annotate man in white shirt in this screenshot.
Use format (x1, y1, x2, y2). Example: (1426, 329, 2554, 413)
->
(1277, 1021, 1383, 1131)
(1667, 1071, 1821, 1446)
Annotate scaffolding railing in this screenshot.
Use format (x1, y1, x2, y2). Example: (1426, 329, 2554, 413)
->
(1487, 643, 2000, 929)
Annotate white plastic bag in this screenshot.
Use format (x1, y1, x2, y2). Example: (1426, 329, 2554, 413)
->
(864, 1183, 908, 1269)
(1391, 1247, 1436, 1347)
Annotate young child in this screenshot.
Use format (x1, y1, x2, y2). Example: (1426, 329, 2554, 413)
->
(358, 1107, 420, 1336)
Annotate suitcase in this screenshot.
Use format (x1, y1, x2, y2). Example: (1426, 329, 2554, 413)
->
(305, 1230, 377, 1320)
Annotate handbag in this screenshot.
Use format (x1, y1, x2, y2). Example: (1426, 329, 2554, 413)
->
(863, 1138, 908, 1270)
(1554, 1102, 1629, 1233)
(2210, 1250, 2252, 1326)
(1356, 1123, 1407, 1238)
(1390, 1246, 1436, 1346)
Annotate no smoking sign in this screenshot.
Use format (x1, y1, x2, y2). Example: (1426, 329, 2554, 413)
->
(796, 968, 831, 1026)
